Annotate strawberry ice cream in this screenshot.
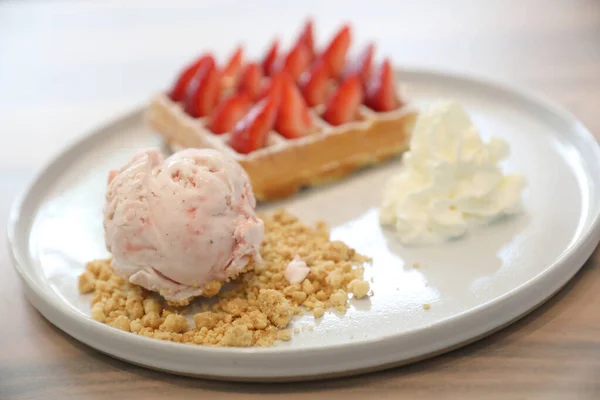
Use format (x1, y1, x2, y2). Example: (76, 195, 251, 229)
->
(103, 148, 263, 304)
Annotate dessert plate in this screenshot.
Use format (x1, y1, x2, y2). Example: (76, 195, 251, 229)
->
(8, 69, 600, 381)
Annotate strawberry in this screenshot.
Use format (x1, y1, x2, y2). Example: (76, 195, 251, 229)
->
(228, 89, 281, 154)
(274, 41, 311, 82)
(341, 42, 375, 85)
(261, 39, 279, 76)
(295, 19, 315, 61)
(322, 75, 363, 126)
(183, 57, 221, 118)
(236, 63, 262, 99)
(208, 92, 252, 134)
(275, 74, 312, 138)
(319, 25, 351, 79)
(256, 71, 287, 101)
(221, 46, 244, 88)
(364, 58, 399, 112)
(168, 54, 214, 102)
(299, 59, 330, 107)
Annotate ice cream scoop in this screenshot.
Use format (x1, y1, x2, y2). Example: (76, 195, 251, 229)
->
(104, 147, 264, 304)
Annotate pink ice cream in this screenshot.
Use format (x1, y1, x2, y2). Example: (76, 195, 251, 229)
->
(285, 256, 310, 284)
(103, 148, 263, 302)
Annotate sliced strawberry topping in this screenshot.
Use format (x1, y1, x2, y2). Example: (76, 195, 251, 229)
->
(275, 74, 312, 138)
(364, 58, 399, 112)
(168, 54, 214, 102)
(261, 39, 279, 76)
(183, 57, 221, 118)
(322, 75, 363, 126)
(299, 59, 330, 107)
(228, 89, 281, 154)
(295, 19, 315, 61)
(208, 92, 252, 134)
(236, 63, 263, 100)
(221, 46, 244, 88)
(274, 41, 311, 82)
(256, 71, 286, 101)
(319, 25, 351, 79)
(341, 42, 375, 85)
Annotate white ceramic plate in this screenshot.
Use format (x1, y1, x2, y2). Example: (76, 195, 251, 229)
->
(8, 69, 600, 381)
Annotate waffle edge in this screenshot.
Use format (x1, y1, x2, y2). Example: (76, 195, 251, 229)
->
(146, 93, 418, 201)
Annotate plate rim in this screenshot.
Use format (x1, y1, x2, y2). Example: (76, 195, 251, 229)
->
(8, 67, 600, 379)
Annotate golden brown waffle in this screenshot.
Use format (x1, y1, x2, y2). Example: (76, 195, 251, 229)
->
(147, 93, 417, 201)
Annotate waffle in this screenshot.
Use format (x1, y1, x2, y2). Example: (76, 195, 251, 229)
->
(147, 94, 417, 201)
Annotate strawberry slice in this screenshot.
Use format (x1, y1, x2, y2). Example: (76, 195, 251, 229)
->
(322, 75, 363, 126)
(320, 25, 351, 79)
(274, 41, 311, 82)
(221, 46, 244, 88)
(256, 71, 287, 101)
(299, 59, 330, 107)
(261, 39, 279, 76)
(208, 92, 252, 134)
(294, 19, 315, 61)
(275, 75, 312, 138)
(168, 54, 214, 102)
(228, 89, 281, 154)
(364, 58, 399, 112)
(183, 57, 221, 118)
(341, 42, 375, 85)
(236, 63, 263, 99)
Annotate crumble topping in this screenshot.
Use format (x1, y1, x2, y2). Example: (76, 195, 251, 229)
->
(79, 210, 371, 347)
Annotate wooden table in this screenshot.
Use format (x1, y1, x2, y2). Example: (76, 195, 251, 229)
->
(1, 0, 599, 398)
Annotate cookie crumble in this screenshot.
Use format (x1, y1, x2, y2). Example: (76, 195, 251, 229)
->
(79, 210, 371, 347)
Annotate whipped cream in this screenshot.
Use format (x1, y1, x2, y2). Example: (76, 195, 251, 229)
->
(380, 101, 525, 245)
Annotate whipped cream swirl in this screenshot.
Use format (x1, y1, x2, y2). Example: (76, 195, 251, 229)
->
(380, 101, 525, 245)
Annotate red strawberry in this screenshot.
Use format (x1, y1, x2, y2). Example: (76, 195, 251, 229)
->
(275, 75, 312, 138)
(221, 46, 244, 88)
(299, 59, 330, 107)
(256, 71, 287, 101)
(236, 63, 262, 99)
(274, 41, 311, 82)
(183, 58, 221, 118)
(322, 75, 363, 126)
(295, 19, 315, 61)
(208, 92, 252, 134)
(168, 54, 214, 102)
(341, 42, 375, 85)
(261, 39, 279, 76)
(364, 58, 399, 112)
(228, 89, 281, 154)
(320, 25, 351, 78)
